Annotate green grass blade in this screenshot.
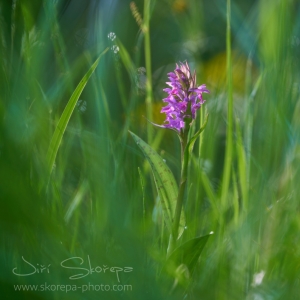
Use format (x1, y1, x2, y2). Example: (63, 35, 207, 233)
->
(46, 48, 109, 176)
(200, 170, 219, 218)
(129, 131, 185, 239)
(116, 38, 136, 80)
(221, 0, 233, 207)
(181, 114, 209, 183)
(64, 180, 88, 223)
(187, 114, 209, 155)
(143, 0, 154, 143)
(138, 167, 146, 241)
(236, 118, 248, 210)
(115, 38, 136, 109)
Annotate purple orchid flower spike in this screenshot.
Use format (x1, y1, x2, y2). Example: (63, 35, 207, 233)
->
(152, 61, 209, 136)
(135, 61, 210, 254)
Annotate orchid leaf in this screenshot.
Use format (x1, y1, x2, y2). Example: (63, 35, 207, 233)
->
(129, 131, 185, 239)
(164, 233, 213, 279)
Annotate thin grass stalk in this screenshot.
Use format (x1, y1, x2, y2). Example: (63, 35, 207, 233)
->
(194, 106, 205, 235)
(138, 167, 146, 243)
(221, 0, 233, 208)
(244, 55, 252, 185)
(143, 0, 153, 143)
(10, 0, 17, 74)
(198, 104, 205, 158)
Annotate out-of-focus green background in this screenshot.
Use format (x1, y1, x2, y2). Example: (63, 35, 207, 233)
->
(1, 0, 300, 299)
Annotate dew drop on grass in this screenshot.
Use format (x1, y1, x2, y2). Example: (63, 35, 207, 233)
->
(252, 270, 265, 287)
(163, 159, 166, 163)
(111, 45, 119, 53)
(76, 99, 87, 113)
(107, 32, 116, 41)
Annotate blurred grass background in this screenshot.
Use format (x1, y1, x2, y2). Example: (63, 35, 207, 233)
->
(1, 0, 300, 299)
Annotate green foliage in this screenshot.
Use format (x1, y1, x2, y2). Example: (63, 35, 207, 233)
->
(46, 48, 108, 177)
(129, 130, 185, 240)
(1, 0, 300, 299)
(164, 233, 212, 279)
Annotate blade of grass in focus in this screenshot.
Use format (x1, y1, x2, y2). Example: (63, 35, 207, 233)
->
(46, 48, 108, 177)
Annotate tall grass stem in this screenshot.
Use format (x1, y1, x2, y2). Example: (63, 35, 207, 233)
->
(144, 0, 153, 143)
(221, 0, 233, 208)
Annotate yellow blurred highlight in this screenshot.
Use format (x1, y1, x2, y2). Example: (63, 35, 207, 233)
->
(128, 102, 166, 131)
(172, 0, 188, 13)
(203, 52, 256, 94)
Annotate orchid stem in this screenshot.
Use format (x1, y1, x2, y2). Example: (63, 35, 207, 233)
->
(169, 130, 189, 254)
